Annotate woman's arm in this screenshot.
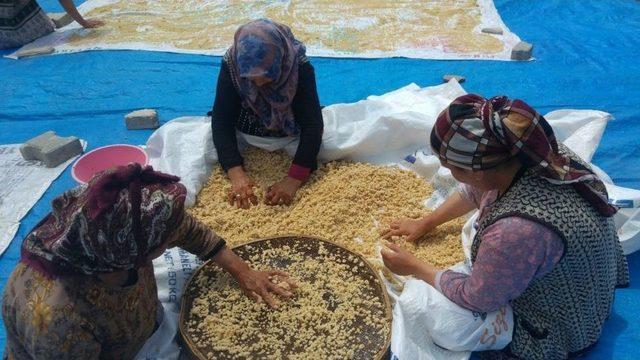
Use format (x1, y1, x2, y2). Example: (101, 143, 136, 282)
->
(424, 191, 476, 227)
(211, 60, 244, 172)
(438, 217, 564, 313)
(211, 61, 259, 209)
(289, 61, 323, 181)
(381, 217, 564, 313)
(264, 61, 323, 206)
(167, 213, 226, 260)
(382, 191, 475, 242)
(167, 213, 294, 307)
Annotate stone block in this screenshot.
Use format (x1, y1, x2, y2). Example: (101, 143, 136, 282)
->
(15, 46, 55, 58)
(125, 109, 159, 130)
(511, 41, 533, 60)
(481, 27, 504, 35)
(443, 74, 466, 83)
(48, 12, 73, 28)
(20, 131, 83, 167)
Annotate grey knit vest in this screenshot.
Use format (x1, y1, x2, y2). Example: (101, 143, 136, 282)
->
(472, 151, 629, 359)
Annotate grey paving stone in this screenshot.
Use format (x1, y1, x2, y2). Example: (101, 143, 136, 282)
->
(20, 131, 83, 167)
(481, 27, 504, 35)
(511, 41, 534, 60)
(125, 109, 159, 130)
(443, 74, 466, 83)
(48, 12, 73, 28)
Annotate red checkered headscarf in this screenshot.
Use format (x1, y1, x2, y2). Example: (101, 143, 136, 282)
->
(430, 94, 616, 217)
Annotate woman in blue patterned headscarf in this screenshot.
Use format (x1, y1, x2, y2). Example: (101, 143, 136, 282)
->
(211, 19, 324, 209)
(228, 19, 305, 135)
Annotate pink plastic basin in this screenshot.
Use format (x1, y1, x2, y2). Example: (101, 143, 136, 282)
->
(72, 144, 148, 184)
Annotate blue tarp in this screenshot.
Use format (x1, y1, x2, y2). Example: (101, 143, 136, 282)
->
(0, 0, 638, 357)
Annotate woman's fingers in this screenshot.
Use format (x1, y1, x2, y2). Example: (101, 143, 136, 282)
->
(269, 270, 289, 278)
(267, 281, 293, 298)
(380, 248, 396, 265)
(264, 187, 275, 205)
(259, 287, 279, 308)
(242, 288, 262, 303)
(239, 194, 248, 209)
(384, 241, 402, 251)
(381, 244, 401, 264)
(269, 270, 298, 289)
(406, 232, 422, 243)
(228, 189, 243, 208)
(251, 291, 263, 303)
(244, 187, 256, 202)
(242, 189, 255, 209)
(380, 220, 403, 237)
(228, 182, 259, 208)
(382, 229, 403, 239)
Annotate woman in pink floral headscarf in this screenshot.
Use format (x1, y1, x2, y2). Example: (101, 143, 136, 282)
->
(2, 164, 294, 359)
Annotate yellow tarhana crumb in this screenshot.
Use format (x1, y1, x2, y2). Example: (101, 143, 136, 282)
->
(189, 148, 465, 268)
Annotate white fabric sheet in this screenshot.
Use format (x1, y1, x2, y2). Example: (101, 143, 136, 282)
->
(8, 0, 521, 61)
(0, 143, 84, 257)
(140, 81, 640, 359)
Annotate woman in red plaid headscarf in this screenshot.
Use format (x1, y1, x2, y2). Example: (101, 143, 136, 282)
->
(2, 164, 295, 359)
(381, 94, 628, 359)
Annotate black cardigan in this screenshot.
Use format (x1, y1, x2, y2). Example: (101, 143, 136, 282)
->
(210, 59, 323, 173)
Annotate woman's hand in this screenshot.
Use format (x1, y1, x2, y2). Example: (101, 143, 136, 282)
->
(265, 176, 302, 206)
(381, 216, 435, 243)
(80, 18, 105, 28)
(227, 166, 259, 209)
(58, 0, 105, 29)
(382, 192, 476, 242)
(213, 246, 296, 308)
(380, 242, 440, 285)
(380, 242, 421, 276)
(234, 269, 297, 308)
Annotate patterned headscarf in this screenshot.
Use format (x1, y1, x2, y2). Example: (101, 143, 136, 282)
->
(21, 164, 187, 277)
(226, 19, 306, 135)
(431, 94, 616, 217)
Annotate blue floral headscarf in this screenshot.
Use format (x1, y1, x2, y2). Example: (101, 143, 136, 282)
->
(226, 19, 306, 135)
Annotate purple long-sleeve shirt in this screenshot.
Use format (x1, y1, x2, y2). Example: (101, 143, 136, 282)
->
(435, 184, 565, 313)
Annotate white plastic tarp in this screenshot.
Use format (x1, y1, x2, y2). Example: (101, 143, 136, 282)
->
(0, 142, 86, 257)
(139, 81, 640, 359)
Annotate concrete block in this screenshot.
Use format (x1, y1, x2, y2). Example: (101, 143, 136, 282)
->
(125, 109, 159, 130)
(15, 46, 55, 58)
(481, 27, 504, 35)
(48, 12, 73, 28)
(443, 74, 466, 83)
(20, 131, 83, 167)
(511, 41, 533, 60)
